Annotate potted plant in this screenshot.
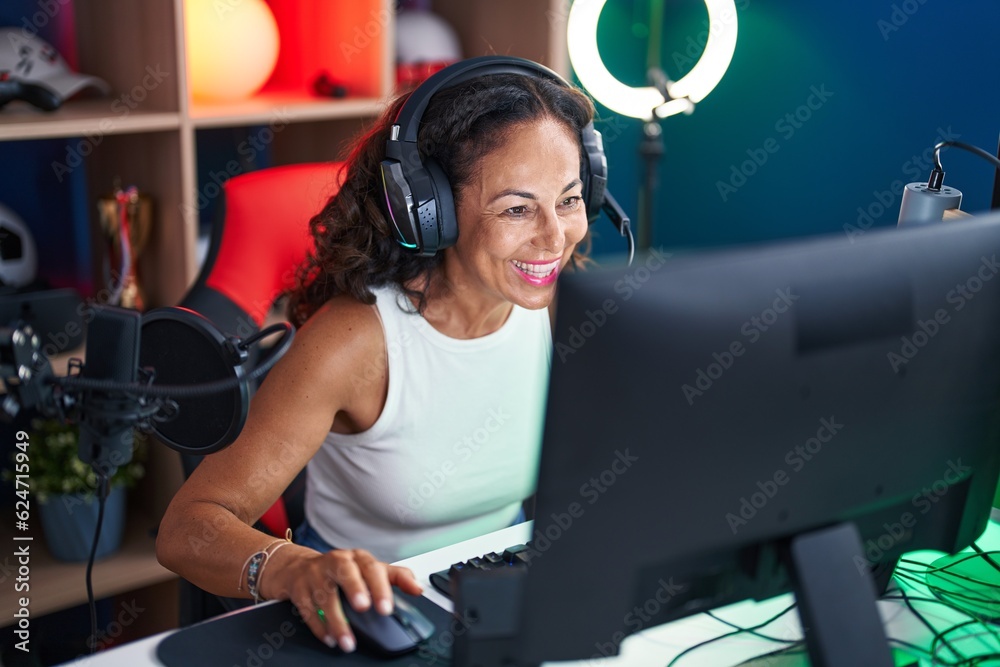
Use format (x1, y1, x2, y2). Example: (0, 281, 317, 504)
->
(17, 418, 146, 562)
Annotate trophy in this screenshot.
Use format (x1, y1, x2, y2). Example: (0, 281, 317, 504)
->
(97, 183, 152, 310)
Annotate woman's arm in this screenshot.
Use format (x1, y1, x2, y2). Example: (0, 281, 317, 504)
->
(155, 297, 421, 651)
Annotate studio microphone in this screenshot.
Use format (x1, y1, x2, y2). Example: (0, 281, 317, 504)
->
(0, 303, 294, 653)
(75, 306, 143, 477)
(0, 304, 294, 463)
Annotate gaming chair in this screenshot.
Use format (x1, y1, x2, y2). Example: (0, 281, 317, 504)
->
(174, 161, 343, 623)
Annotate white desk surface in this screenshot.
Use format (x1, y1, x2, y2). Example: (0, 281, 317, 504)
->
(60, 519, 1000, 667)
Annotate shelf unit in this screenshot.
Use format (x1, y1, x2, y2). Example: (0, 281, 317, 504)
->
(0, 508, 173, 624)
(0, 0, 568, 639)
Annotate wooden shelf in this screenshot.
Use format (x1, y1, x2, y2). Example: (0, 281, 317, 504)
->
(0, 0, 568, 642)
(0, 509, 175, 624)
(189, 93, 384, 128)
(0, 100, 181, 141)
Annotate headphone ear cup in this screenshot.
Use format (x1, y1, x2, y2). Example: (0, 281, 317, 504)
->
(425, 158, 458, 252)
(580, 123, 608, 223)
(380, 159, 421, 251)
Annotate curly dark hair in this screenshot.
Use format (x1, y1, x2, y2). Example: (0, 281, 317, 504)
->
(287, 72, 596, 328)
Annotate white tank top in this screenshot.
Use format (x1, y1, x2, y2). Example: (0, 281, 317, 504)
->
(304, 284, 551, 562)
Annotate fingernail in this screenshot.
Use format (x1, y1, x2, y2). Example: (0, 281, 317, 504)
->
(323, 635, 336, 649)
(377, 598, 393, 616)
(339, 634, 356, 653)
(352, 592, 370, 610)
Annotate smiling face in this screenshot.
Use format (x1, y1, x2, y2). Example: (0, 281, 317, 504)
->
(445, 117, 589, 312)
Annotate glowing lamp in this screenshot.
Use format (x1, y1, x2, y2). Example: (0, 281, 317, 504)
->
(185, 0, 280, 102)
(567, 0, 738, 119)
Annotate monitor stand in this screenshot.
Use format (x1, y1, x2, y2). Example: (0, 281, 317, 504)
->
(786, 522, 895, 667)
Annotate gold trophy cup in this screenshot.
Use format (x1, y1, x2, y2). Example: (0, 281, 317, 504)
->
(97, 184, 153, 310)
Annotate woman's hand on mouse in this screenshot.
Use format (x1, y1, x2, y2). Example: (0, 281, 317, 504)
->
(260, 546, 423, 652)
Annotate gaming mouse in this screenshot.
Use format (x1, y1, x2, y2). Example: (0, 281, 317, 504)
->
(338, 590, 435, 656)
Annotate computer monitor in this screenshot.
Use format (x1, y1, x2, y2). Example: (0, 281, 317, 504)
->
(515, 211, 1000, 665)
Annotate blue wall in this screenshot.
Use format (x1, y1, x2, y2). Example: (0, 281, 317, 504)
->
(3, 1, 998, 278)
(584, 1, 1000, 256)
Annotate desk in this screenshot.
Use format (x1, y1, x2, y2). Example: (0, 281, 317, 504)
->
(60, 518, 1000, 666)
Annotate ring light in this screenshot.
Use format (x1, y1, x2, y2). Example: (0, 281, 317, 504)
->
(567, 0, 738, 119)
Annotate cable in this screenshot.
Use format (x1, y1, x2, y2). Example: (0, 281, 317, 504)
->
(899, 550, 1000, 576)
(971, 543, 1000, 574)
(662, 602, 800, 667)
(885, 586, 970, 664)
(86, 472, 109, 654)
(896, 563, 1000, 602)
(704, 610, 801, 645)
(888, 565, 1000, 663)
(933, 622, 1000, 665)
(602, 191, 635, 266)
(894, 570, 1000, 613)
(933, 141, 1000, 173)
(734, 643, 807, 665)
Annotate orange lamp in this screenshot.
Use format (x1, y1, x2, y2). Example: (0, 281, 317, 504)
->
(185, 0, 280, 102)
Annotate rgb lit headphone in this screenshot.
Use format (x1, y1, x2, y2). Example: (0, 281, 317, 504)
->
(379, 55, 633, 262)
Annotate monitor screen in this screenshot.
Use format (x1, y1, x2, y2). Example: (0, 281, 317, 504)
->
(515, 211, 1000, 664)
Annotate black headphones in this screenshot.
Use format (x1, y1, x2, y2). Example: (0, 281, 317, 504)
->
(379, 55, 633, 261)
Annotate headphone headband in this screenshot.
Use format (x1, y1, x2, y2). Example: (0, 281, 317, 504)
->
(380, 55, 616, 257)
(391, 55, 569, 144)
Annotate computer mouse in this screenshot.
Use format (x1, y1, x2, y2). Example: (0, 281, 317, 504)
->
(338, 590, 436, 657)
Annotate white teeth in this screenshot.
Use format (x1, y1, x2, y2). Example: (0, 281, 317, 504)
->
(512, 259, 558, 278)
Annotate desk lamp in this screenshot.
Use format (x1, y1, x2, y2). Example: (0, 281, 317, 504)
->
(567, 0, 738, 250)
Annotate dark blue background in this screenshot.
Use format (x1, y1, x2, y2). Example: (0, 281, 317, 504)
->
(584, 0, 1000, 256)
(1, 0, 998, 286)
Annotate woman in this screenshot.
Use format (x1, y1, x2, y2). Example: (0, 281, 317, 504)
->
(156, 63, 596, 653)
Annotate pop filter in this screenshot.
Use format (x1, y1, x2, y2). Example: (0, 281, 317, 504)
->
(139, 307, 249, 455)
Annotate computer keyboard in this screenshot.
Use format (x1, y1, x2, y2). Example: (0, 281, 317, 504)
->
(429, 542, 537, 599)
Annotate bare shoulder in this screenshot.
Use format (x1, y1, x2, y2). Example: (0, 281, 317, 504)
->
(281, 293, 389, 434)
(289, 294, 385, 379)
